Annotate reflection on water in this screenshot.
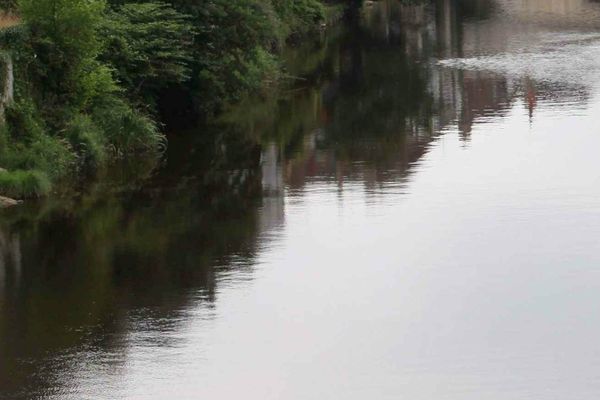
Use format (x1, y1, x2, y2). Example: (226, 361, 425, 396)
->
(3, 0, 600, 398)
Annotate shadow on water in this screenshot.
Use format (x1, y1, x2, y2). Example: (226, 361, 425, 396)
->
(0, 128, 266, 396)
(2, 0, 600, 398)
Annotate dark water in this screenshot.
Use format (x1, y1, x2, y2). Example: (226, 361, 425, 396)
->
(3, 1, 600, 398)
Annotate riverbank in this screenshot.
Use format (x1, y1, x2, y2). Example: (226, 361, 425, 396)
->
(0, 0, 356, 202)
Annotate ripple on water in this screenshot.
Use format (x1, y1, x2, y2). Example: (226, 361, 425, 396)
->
(439, 33, 600, 89)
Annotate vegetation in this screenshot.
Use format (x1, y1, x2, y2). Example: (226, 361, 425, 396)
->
(0, 0, 356, 199)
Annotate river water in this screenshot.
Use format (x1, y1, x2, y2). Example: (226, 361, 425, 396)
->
(2, 0, 600, 398)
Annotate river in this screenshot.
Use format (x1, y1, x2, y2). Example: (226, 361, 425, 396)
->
(2, 0, 600, 398)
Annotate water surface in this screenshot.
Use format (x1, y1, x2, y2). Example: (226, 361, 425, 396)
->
(2, 0, 600, 398)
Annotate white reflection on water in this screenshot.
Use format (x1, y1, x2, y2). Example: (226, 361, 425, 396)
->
(439, 39, 600, 87)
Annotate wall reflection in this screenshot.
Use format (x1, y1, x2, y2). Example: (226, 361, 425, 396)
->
(256, 0, 596, 196)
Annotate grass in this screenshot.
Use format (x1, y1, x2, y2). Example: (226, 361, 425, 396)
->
(0, 169, 51, 198)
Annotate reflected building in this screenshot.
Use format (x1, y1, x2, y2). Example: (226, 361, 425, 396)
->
(434, 0, 593, 135)
(258, 0, 499, 191)
(259, 143, 286, 233)
(257, 0, 595, 195)
(0, 226, 20, 291)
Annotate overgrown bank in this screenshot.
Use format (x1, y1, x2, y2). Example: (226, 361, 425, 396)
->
(0, 0, 357, 200)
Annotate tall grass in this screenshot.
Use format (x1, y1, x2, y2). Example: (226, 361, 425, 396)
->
(0, 169, 51, 197)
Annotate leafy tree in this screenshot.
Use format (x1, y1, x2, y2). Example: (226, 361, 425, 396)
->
(1, 0, 350, 197)
(18, 0, 113, 114)
(101, 2, 194, 102)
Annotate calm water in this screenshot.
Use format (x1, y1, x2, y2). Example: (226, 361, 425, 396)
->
(3, 0, 600, 398)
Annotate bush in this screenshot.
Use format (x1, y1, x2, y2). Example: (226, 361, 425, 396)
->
(0, 0, 17, 12)
(101, 1, 194, 102)
(2, 99, 75, 179)
(273, 0, 325, 36)
(0, 0, 167, 198)
(0, 169, 51, 197)
(92, 96, 165, 154)
(65, 114, 106, 168)
(18, 0, 107, 112)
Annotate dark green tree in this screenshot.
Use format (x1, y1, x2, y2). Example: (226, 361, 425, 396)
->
(101, 2, 194, 103)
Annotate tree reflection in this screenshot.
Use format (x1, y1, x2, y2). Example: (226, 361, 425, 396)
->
(0, 126, 266, 396)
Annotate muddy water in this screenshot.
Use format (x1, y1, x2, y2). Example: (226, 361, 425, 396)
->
(2, 1, 600, 399)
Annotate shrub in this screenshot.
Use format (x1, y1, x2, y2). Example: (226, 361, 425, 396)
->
(2, 99, 75, 178)
(65, 114, 106, 168)
(101, 1, 194, 102)
(273, 0, 325, 37)
(92, 96, 165, 154)
(0, 169, 51, 197)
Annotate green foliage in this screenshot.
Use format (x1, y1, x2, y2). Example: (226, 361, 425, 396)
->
(101, 1, 193, 101)
(1, 101, 75, 179)
(4, 97, 46, 142)
(65, 114, 106, 168)
(0, 0, 17, 10)
(91, 96, 165, 154)
(191, 0, 282, 111)
(158, 0, 327, 113)
(0, 0, 166, 199)
(18, 0, 107, 112)
(0, 0, 342, 199)
(273, 0, 325, 36)
(0, 169, 51, 197)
